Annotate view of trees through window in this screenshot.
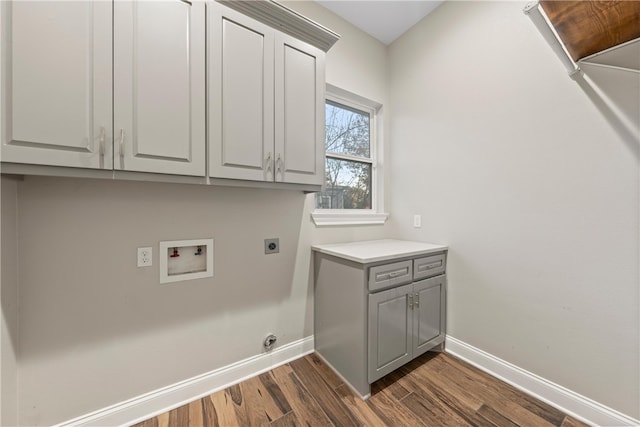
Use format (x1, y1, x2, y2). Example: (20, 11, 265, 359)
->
(315, 100, 372, 210)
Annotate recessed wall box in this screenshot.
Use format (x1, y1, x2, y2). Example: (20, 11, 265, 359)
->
(159, 239, 214, 284)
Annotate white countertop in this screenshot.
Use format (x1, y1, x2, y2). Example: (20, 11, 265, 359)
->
(312, 239, 448, 264)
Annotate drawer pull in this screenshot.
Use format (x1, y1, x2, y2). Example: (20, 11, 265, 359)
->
(418, 261, 442, 272)
(369, 261, 412, 291)
(388, 270, 406, 278)
(375, 268, 407, 282)
(375, 273, 389, 281)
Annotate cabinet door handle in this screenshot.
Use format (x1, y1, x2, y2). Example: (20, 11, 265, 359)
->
(414, 293, 419, 307)
(99, 126, 105, 157)
(265, 152, 272, 172)
(276, 153, 282, 173)
(118, 128, 125, 163)
(408, 294, 413, 309)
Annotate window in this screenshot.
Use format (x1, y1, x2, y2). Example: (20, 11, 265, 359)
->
(312, 85, 388, 226)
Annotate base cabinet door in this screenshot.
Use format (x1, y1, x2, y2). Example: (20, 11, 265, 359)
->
(114, 0, 206, 176)
(412, 276, 445, 357)
(1, 1, 112, 169)
(368, 275, 446, 383)
(368, 284, 413, 383)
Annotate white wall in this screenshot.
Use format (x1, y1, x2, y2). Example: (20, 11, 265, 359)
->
(7, 3, 390, 426)
(387, 1, 639, 419)
(15, 179, 306, 425)
(1, 177, 19, 427)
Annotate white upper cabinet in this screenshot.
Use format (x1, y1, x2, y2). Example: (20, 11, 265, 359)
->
(1, 1, 113, 169)
(114, 0, 206, 176)
(1, 0, 335, 188)
(208, 5, 274, 181)
(208, 2, 325, 185)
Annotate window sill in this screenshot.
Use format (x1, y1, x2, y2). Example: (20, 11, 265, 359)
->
(311, 211, 389, 226)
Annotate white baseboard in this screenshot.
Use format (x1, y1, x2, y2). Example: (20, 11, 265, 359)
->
(445, 336, 639, 427)
(54, 336, 315, 427)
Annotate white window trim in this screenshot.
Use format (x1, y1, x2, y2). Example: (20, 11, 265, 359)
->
(312, 84, 389, 227)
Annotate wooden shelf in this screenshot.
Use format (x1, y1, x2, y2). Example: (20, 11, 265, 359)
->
(540, 0, 640, 62)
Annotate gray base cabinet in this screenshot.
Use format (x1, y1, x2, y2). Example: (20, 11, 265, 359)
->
(313, 240, 448, 399)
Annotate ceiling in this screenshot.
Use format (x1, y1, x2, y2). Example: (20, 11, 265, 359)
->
(314, 0, 445, 45)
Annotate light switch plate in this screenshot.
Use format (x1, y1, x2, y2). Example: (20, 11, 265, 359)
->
(137, 247, 153, 267)
(413, 214, 422, 228)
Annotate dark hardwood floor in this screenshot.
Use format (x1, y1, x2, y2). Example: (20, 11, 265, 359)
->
(132, 351, 590, 427)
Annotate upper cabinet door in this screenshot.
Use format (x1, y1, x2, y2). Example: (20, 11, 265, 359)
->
(1, 1, 112, 169)
(208, 3, 274, 181)
(274, 34, 325, 186)
(114, 0, 205, 176)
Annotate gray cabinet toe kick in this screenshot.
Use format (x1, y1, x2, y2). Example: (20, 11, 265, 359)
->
(312, 240, 447, 399)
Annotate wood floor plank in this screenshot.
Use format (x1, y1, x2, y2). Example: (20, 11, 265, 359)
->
(560, 415, 592, 427)
(399, 364, 495, 427)
(366, 387, 429, 427)
(239, 375, 281, 424)
(433, 355, 559, 427)
(156, 412, 170, 427)
(226, 384, 251, 426)
(401, 354, 485, 411)
(306, 353, 344, 390)
(210, 389, 242, 426)
(334, 384, 388, 426)
(370, 368, 412, 401)
(201, 394, 220, 427)
(440, 354, 567, 425)
(168, 405, 189, 427)
(187, 399, 204, 427)
(270, 411, 301, 427)
(289, 357, 361, 427)
(259, 371, 292, 415)
(401, 389, 473, 427)
(270, 364, 333, 426)
(441, 354, 565, 420)
(477, 404, 521, 427)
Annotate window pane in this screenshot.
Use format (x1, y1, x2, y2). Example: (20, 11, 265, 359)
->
(316, 158, 372, 209)
(325, 101, 370, 158)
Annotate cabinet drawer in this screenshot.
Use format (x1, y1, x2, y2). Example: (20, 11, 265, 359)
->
(368, 260, 412, 292)
(413, 253, 446, 280)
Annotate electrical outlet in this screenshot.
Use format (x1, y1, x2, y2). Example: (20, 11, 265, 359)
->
(413, 214, 422, 228)
(264, 238, 279, 254)
(137, 247, 152, 267)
